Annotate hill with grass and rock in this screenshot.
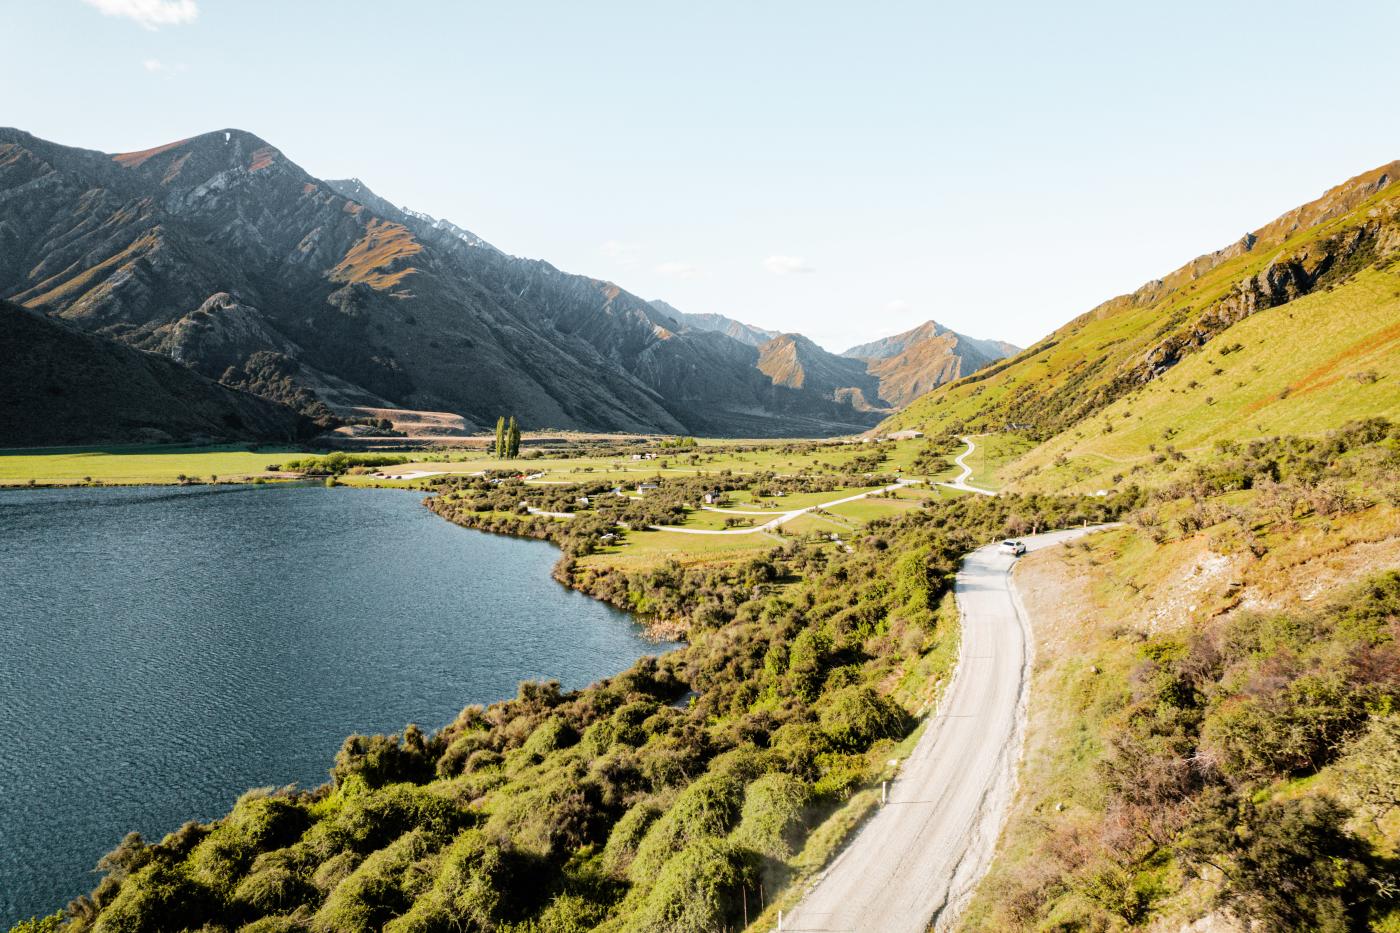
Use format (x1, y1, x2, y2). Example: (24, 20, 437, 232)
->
(879, 160, 1400, 489)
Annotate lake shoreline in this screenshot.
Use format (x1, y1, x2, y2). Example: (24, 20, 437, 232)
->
(1, 484, 672, 926)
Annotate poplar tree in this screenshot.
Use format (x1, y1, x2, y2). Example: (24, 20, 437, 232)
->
(495, 416, 506, 458)
(507, 416, 521, 458)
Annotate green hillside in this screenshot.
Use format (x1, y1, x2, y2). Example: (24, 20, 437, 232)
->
(879, 161, 1400, 484)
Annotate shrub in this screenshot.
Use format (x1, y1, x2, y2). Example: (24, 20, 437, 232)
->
(332, 727, 435, 789)
(382, 829, 529, 932)
(630, 772, 746, 882)
(1204, 796, 1380, 931)
(603, 801, 661, 877)
(818, 686, 910, 752)
(730, 772, 810, 860)
(311, 828, 439, 932)
(629, 838, 754, 933)
(90, 862, 215, 933)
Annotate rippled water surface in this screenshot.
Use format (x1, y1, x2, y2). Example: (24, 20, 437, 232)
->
(0, 484, 665, 925)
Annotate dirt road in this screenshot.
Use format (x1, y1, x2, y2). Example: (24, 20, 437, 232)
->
(781, 526, 1112, 932)
(936, 435, 995, 496)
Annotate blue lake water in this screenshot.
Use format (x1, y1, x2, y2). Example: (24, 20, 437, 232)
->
(0, 484, 666, 925)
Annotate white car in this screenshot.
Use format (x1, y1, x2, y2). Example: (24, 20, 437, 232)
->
(1000, 539, 1026, 556)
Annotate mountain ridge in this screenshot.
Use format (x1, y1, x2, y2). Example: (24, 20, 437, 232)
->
(0, 126, 883, 437)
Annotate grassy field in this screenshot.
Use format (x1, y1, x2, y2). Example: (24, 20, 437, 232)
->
(0, 444, 303, 485)
(0, 436, 937, 489)
(579, 527, 780, 570)
(874, 175, 1400, 497)
(961, 433, 1036, 491)
(0, 435, 969, 579)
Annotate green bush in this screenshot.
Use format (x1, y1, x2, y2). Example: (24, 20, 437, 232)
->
(629, 772, 746, 882)
(628, 838, 754, 933)
(232, 848, 318, 915)
(312, 828, 439, 932)
(522, 716, 579, 759)
(381, 830, 511, 932)
(730, 772, 810, 860)
(602, 801, 661, 877)
(91, 862, 215, 933)
(819, 685, 910, 752)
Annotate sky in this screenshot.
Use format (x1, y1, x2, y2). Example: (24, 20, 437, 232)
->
(4, 1, 1400, 351)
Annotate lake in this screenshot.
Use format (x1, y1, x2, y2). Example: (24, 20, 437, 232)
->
(0, 484, 667, 925)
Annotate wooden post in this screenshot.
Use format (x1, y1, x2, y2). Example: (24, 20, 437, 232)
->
(882, 780, 888, 804)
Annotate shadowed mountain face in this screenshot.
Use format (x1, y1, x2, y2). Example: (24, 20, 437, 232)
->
(649, 300, 779, 348)
(0, 299, 314, 446)
(0, 127, 885, 437)
(651, 303, 1019, 413)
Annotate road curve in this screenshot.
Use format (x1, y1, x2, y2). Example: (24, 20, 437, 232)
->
(936, 435, 995, 496)
(781, 526, 1113, 933)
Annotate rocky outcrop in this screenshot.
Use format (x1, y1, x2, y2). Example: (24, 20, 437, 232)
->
(1132, 207, 1399, 382)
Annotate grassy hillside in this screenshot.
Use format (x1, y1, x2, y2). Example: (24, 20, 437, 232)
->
(878, 161, 1400, 480)
(964, 421, 1400, 931)
(1010, 265, 1400, 492)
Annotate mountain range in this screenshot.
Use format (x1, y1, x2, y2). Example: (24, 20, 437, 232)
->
(0, 127, 1015, 441)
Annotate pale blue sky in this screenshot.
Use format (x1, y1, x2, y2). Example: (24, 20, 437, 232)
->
(4, 1, 1399, 350)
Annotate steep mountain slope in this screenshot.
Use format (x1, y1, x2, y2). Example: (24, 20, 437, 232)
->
(880, 160, 1400, 481)
(0, 128, 881, 437)
(843, 320, 1017, 363)
(843, 320, 1020, 407)
(0, 299, 313, 446)
(757, 333, 887, 411)
(649, 300, 778, 348)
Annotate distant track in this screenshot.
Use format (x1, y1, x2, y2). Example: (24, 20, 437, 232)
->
(646, 480, 920, 535)
(936, 436, 995, 496)
(781, 526, 1116, 933)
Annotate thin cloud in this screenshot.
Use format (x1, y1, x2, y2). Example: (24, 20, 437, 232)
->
(655, 261, 700, 279)
(600, 240, 642, 267)
(83, 0, 198, 29)
(885, 298, 912, 314)
(143, 58, 187, 75)
(763, 254, 815, 275)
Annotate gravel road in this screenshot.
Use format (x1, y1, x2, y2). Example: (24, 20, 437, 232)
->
(781, 526, 1112, 932)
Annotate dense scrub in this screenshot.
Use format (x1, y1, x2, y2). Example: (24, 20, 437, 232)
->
(43, 491, 1127, 933)
(987, 574, 1400, 931)
(966, 421, 1400, 931)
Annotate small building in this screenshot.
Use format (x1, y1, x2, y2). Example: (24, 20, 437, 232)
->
(702, 491, 721, 505)
(887, 429, 924, 441)
(600, 532, 618, 542)
(637, 483, 659, 493)
(577, 496, 590, 505)
(631, 453, 644, 461)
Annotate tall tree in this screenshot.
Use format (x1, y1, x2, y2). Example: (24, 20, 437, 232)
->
(506, 416, 520, 458)
(494, 416, 506, 459)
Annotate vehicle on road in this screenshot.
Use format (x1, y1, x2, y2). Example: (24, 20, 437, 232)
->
(1000, 539, 1026, 556)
